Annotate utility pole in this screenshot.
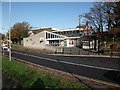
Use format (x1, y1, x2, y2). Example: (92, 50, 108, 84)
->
(79, 15, 81, 35)
(9, 0, 11, 61)
(79, 15, 82, 51)
(86, 21, 89, 35)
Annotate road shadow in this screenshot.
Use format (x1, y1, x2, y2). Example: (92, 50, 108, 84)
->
(31, 78, 45, 88)
(57, 59, 92, 89)
(103, 71, 120, 84)
(57, 59, 83, 83)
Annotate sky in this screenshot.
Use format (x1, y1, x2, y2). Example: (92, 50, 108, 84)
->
(2, 2, 93, 34)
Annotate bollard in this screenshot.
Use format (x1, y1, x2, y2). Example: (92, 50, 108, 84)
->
(98, 44, 100, 55)
(79, 49, 80, 55)
(62, 48, 64, 54)
(70, 48, 71, 54)
(110, 44, 114, 57)
(55, 48, 57, 54)
(88, 41, 90, 55)
(111, 49, 113, 57)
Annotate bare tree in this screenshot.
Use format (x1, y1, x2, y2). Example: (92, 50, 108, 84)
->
(84, 2, 105, 41)
(103, 2, 115, 31)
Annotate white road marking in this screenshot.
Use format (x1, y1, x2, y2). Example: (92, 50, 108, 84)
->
(13, 51, 120, 72)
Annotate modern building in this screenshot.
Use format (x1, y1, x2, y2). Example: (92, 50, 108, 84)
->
(23, 26, 94, 50)
(52, 26, 93, 37)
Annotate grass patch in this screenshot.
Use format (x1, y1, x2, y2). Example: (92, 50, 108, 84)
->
(100, 41, 120, 49)
(103, 49, 112, 52)
(115, 47, 120, 52)
(2, 56, 89, 88)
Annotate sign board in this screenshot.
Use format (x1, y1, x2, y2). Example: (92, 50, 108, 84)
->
(82, 41, 89, 43)
(60, 37, 64, 42)
(1, 42, 6, 47)
(40, 38, 44, 41)
(60, 37, 64, 40)
(72, 40, 74, 44)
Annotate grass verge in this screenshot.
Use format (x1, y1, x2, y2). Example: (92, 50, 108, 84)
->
(2, 56, 89, 88)
(100, 41, 120, 49)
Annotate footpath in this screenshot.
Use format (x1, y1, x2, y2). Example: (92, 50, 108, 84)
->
(50, 53, 120, 58)
(54, 47, 120, 58)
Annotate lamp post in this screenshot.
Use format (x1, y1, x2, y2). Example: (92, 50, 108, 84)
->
(113, 37, 114, 43)
(104, 41, 106, 50)
(9, 0, 11, 61)
(79, 15, 81, 35)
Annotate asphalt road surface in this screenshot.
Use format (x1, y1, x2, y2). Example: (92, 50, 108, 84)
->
(2, 50, 120, 85)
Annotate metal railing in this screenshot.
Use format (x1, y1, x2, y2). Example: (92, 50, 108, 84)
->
(54, 47, 101, 55)
(54, 48, 82, 55)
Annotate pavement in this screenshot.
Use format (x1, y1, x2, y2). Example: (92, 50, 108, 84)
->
(55, 47, 99, 55)
(50, 53, 120, 58)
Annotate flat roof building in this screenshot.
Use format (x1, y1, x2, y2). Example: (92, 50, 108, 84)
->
(23, 26, 94, 50)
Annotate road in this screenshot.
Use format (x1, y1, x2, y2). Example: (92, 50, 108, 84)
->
(2, 50, 120, 85)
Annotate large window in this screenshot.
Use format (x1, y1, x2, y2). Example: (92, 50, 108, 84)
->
(50, 34, 52, 38)
(46, 32, 66, 39)
(83, 42, 89, 46)
(73, 31, 75, 34)
(64, 31, 67, 35)
(76, 30, 79, 33)
(46, 33, 48, 39)
(53, 34, 54, 38)
(48, 33, 50, 38)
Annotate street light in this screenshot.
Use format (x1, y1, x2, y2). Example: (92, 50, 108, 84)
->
(104, 41, 106, 50)
(9, 0, 11, 61)
(79, 15, 81, 35)
(113, 37, 114, 43)
(79, 15, 81, 54)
